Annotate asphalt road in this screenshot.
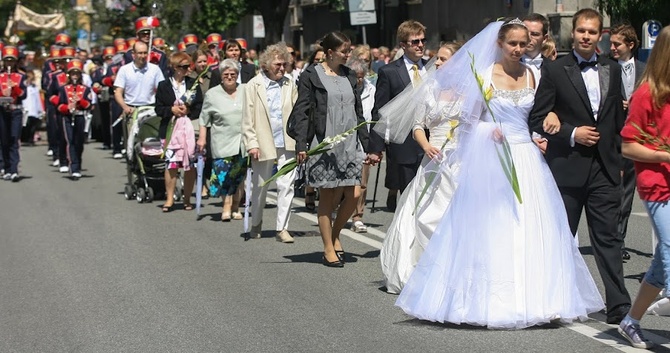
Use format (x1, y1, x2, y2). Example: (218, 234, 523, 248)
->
(1, 141, 669, 352)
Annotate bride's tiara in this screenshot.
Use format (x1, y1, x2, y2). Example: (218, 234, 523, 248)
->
(502, 17, 527, 28)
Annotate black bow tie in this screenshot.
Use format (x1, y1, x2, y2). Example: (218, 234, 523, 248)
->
(579, 60, 598, 70)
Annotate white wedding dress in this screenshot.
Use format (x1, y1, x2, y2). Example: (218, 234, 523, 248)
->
(395, 73, 605, 329)
(381, 101, 460, 294)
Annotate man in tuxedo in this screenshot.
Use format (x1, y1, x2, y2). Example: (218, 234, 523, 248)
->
(610, 24, 647, 261)
(369, 20, 427, 211)
(522, 13, 550, 88)
(529, 8, 631, 324)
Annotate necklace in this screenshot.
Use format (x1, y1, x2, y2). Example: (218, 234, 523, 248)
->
(322, 62, 339, 75)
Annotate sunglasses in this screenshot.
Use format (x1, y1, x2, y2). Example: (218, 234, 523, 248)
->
(222, 73, 237, 77)
(177, 64, 190, 70)
(406, 38, 427, 46)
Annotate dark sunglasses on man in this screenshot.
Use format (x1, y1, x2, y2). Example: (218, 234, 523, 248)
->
(406, 38, 426, 46)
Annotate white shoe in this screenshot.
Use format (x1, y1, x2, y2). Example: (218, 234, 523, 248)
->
(51, 160, 60, 167)
(71, 172, 82, 179)
(351, 220, 367, 233)
(121, 149, 126, 155)
(59, 166, 69, 173)
(249, 223, 262, 239)
(46, 149, 53, 156)
(10, 173, 19, 182)
(113, 153, 123, 159)
(276, 230, 295, 243)
(2, 173, 11, 180)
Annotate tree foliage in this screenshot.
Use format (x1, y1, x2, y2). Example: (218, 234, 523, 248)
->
(597, 0, 670, 36)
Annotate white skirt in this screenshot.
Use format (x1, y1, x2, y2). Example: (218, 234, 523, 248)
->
(395, 122, 605, 329)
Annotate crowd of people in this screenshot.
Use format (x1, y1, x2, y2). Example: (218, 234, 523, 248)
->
(1, 8, 669, 348)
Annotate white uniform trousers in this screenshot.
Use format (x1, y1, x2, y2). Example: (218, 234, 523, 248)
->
(251, 148, 296, 231)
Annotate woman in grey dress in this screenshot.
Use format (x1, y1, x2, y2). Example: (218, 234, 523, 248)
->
(289, 31, 377, 267)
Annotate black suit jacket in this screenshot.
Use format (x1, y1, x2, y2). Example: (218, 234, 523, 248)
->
(529, 54, 626, 187)
(154, 76, 203, 139)
(240, 62, 256, 84)
(369, 57, 426, 164)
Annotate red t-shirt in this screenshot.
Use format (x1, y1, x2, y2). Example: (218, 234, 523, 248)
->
(621, 82, 670, 202)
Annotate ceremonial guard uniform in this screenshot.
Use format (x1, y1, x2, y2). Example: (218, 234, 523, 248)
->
(124, 17, 168, 75)
(56, 59, 93, 180)
(182, 33, 199, 54)
(91, 46, 116, 150)
(42, 46, 65, 162)
(0, 46, 27, 181)
(206, 33, 222, 71)
(103, 40, 129, 158)
(47, 46, 75, 171)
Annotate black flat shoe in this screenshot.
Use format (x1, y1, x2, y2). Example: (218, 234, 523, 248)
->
(622, 249, 631, 261)
(162, 205, 174, 213)
(322, 255, 344, 268)
(335, 250, 345, 264)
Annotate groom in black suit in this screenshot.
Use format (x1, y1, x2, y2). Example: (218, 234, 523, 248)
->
(529, 8, 631, 324)
(369, 20, 428, 211)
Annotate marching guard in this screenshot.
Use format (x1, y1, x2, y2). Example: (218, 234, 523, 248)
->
(0, 46, 27, 182)
(102, 39, 129, 159)
(46, 46, 75, 172)
(124, 17, 168, 76)
(56, 59, 93, 180)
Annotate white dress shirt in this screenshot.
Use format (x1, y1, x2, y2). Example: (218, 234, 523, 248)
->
(403, 55, 426, 86)
(570, 51, 601, 147)
(521, 53, 543, 89)
(262, 71, 287, 148)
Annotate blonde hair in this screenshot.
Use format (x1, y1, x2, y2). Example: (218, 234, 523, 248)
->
(641, 25, 670, 109)
(352, 44, 371, 63)
(396, 20, 426, 43)
(541, 37, 557, 58)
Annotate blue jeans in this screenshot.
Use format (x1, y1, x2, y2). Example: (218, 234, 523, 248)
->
(643, 200, 670, 293)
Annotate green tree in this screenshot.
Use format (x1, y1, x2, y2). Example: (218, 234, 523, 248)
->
(597, 0, 669, 40)
(190, 0, 344, 46)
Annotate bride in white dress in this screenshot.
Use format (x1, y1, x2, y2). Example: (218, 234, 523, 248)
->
(380, 98, 460, 294)
(393, 19, 605, 329)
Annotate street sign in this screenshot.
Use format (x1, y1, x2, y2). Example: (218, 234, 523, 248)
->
(349, 0, 376, 26)
(642, 20, 662, 49)
(348, 0, 375, 11)
(253, 15, 265, 38)
(350, 11, 377, 25)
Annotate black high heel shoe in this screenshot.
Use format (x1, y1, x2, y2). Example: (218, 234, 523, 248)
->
(335, 250, 345, 264)
(322, 254, 344, 268)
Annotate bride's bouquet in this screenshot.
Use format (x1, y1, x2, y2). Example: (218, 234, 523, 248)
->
(470, 52, 522, 204)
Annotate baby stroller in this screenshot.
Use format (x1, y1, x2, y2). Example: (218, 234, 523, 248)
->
(123, 107, 183, 203)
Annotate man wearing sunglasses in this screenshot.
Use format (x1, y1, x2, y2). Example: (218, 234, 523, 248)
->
(369, 20, 428, 212)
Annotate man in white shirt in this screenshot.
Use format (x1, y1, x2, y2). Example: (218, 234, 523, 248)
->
(522, 13, 550, 89)
(610, 23, 646, 261)
(114, 41, 164, 116)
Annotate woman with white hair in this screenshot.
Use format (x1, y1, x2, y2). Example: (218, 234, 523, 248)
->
(197, 58, 247, 221)
(242, 42, 299, 243)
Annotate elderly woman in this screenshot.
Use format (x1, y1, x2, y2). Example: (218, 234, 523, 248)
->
(197, 59, 247, 221)
(243, 43, 298, 243)
(155, 52, 203, 212)
(288, 32, 377, 267)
